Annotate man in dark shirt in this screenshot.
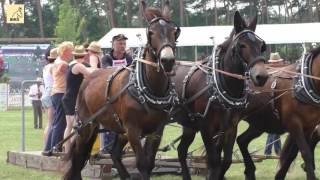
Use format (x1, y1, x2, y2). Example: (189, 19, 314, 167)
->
(101, 34, 133, 154)
(101, 34, 133, 68)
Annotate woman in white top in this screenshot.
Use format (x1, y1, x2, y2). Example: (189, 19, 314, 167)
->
(42, 48, 57, 146)
(87, 41, 102, 69)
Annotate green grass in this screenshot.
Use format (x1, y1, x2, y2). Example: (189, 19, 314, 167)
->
(0, 109, 319, 179)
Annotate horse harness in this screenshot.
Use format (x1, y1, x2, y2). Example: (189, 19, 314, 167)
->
(294, 52, 320, 107)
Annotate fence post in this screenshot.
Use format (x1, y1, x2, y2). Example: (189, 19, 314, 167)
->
(21, 80, 40, 152)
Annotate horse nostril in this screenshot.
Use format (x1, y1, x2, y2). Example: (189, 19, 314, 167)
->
(256, 74, 268, 85)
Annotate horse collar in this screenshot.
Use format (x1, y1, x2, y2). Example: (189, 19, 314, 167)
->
(294, 53, 320, 105)
(210, 46, 249, 108)
(128, 60, 179, 111)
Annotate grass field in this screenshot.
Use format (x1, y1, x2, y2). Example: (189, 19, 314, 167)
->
(0, 109, 319, 179)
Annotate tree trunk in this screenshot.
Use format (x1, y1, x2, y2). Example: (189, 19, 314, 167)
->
(316, 0, 320, 22)
(306, 0, 313, 22)
(1, 0, 8, 34)
(36, 0, 44, 37)
(126, 0, 132, 27)
(261, 0, 268, 23)
(179, 0, 184, 26)
(213, 0, 217, 25)
(138, 1, 144, 27)
(106, 0, 116, 28)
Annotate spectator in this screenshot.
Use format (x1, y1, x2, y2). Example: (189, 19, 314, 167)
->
(44, 41, 74, 154)
(264, 52, 283, 157)
(62, 45, 94, 153)
(42, 48, 57, 146)
(29, 77, 44, 129)
(87, 41, 102, 69)
(101, 34, 133, 153)
(101, 34, 133, 68)
(267, 52, 284, 67)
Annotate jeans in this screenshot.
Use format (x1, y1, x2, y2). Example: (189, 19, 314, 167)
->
(103, 131, 116, 153)
(44, 93, 66, 151)
(264, 134, 281, 155)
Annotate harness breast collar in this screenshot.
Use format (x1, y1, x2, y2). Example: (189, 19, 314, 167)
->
(294, 52, 320, 105)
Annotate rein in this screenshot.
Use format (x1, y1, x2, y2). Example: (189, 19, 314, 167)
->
(267, 66, 320, 81)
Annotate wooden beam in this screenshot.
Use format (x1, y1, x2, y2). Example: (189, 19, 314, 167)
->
(0, 38, 58, 44)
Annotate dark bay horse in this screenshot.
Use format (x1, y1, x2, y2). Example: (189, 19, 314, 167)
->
(63, 1, 180, 180)
(237, 47, 320, 180)
(171, 12, 269, 180)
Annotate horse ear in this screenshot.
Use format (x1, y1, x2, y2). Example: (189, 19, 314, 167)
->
(162, 0, 172, 20)
(248, 14, 258, 32)
(140, 0, 152, 22)
(234, 11, 246, 34)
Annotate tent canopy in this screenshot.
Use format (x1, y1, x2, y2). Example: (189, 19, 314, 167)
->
(99, 23, 320, 48)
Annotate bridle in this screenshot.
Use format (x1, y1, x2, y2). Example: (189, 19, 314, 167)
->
(145, 17, 181, 72)
(211, 29, 267, 107)
(231, 30, 266, 71)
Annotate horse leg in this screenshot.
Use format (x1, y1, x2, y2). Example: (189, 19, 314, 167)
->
(110, 134, 130, 180)
(236, 125, 263, 180)
(287, 118, 316, 180)
(275, 135, 299, 180)
(219, 124, 238, 180)
(63, 125, 98, 180)
(200, 128, 222, 180)
(127, 127, 149, 180)
(177, 127, 197, 180)
(143, 125, 165, 176)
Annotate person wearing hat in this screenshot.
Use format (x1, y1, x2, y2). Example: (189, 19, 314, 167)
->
(42, 48, 57, 145)
(101, 34, 133, 68)
(44, 41, 74, 154)
(62, 45, 95, 153)
(265, 52, 283, 157)
(100, 34, 133, 154)
(268, 52, 284, 67)
(29, 77, 44, 129)
(87, 41, 103, 69)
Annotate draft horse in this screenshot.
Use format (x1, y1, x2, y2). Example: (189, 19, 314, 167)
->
(63, 1, 180, 180)
(171, 11, 269, 180)
(237, 47, 320, 180)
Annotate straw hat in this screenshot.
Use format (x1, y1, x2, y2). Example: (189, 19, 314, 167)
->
(47, 48, 58, 59)
(72, 45, 88, 56)
(268, 52, 284, 63)
(87, 41, 102, 53)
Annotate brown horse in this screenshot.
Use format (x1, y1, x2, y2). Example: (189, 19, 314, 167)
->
(171, 12, 269, 180)
(63, 1, 180, 180)
(237, 47, 320, 180)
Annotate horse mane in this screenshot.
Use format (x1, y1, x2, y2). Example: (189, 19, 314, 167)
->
(310, 46, 320, 57)
(218, 29, 235, 52)
(144, 7, 170, 21)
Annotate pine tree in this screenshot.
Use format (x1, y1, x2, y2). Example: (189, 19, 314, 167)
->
(55, 0, 80, 43)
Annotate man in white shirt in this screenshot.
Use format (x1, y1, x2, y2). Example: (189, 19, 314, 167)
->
(29, 77, 45, 129)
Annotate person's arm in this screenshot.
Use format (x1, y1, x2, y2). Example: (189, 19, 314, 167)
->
(72, 63, 94, 79)
(126, 54, 134, 66)
(101, 54, 113, 68)
(90, 55, 99, 69)
(57, 63, 68, 74)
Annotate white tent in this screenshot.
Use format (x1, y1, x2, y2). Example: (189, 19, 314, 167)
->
(99, 23, 320, 48)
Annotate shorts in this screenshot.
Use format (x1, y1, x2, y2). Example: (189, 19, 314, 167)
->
(41, 95, 53, 108)
(62, 96, 76, 115)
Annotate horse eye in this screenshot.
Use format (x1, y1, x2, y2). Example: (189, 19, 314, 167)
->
(239, 44, 246, 48)
(148, 30, 154, 36)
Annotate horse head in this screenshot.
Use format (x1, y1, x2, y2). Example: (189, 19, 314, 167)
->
(226, 11, 268, 86)
(141, 0, 180, 73)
